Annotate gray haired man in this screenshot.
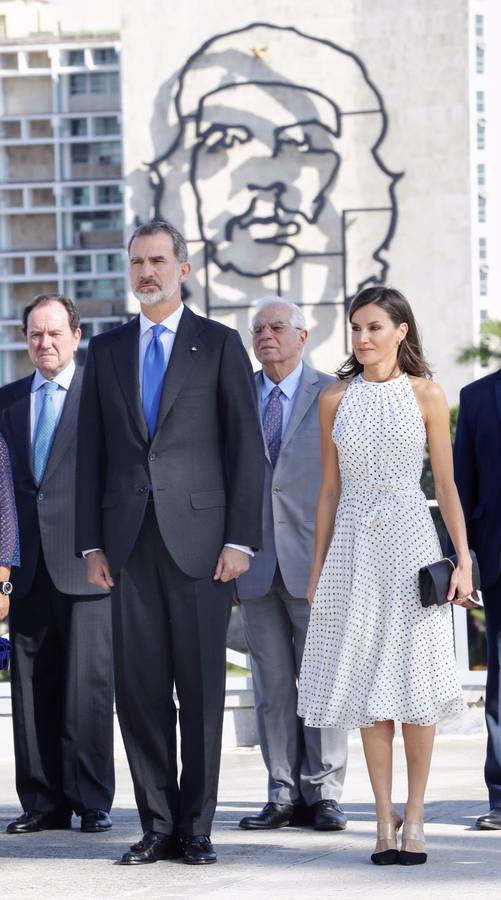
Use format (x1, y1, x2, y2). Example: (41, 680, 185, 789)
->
(237, 297, 348, 831)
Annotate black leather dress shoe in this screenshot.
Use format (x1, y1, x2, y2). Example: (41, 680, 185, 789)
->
(119, 831, 183, 865)
(311, 800, 348, 831)
(6, 810, 72, 834)
(239, 801, 294, 829)
(81, 810, 112, 832)
(181, 835, 217, 865)
(475, 808, 501, 830)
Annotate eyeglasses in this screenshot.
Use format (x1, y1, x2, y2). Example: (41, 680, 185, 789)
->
(249, 321, 303, 337)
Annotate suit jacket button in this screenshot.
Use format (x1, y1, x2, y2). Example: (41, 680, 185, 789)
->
(148, 453, 156, 462)
(272, 486, 281, 493)
(38, 492, 44, 500)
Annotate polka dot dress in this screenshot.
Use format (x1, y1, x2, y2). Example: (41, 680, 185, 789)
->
(297, 374, 465, 730)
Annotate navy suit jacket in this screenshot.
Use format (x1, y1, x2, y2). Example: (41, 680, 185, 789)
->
(75, 305, 264, 578)
(0, 366, 104, 598)
(453, 369, 501, 589)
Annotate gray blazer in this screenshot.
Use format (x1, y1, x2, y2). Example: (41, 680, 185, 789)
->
(238, 363, 335, 600)
(0, 366, 104, 599)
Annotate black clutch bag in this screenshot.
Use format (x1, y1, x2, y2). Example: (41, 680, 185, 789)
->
(418, 550, 481, 608)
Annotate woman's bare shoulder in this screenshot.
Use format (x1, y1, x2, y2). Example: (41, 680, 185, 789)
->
(319, 378, 351, 415)
(408, 376, 445, 404)
(321, 378, 350, 401)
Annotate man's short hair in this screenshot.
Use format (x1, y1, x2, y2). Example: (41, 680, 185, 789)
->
(22, 294, 80, 335)
(251, 296, 306, 331)
(127, 220, 188, 263)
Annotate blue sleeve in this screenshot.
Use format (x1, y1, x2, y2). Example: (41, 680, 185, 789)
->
(0, 434, 20, 567)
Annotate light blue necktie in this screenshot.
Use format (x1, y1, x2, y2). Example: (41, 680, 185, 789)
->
(33, 380, 59, 484)
(142, 324, 167, 439)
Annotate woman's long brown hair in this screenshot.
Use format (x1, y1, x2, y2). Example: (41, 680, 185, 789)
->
(336, 286, 432, 380)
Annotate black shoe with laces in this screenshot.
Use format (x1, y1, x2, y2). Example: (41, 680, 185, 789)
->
(181, 834, 217, 865)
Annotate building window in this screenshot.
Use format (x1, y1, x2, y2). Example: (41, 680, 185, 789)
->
(476, 90, 485, 114)
(92, 47, 118, 66)
(478, 192, 486, 223)
(69, 73, 87, 95)
(68, 50, 85, 67)
(72, 187, 91, 206)
(479, 236, 487, 260)
(477, 118, 486, 150)
(96, 141, 122, 166)
(479, 265, 488, 296)
(96, 185, 122, 205)
(93, 116, 120, 136)
(477, 163, 486, 186)
(476, 44, 485, 74)
(73, 210, 123, 233)
(475, 14, 484, 38)
(74, 255, 92, 273)
(70, 118, 87, 136)
(89, 72, 119, 95)
(73, 277, 123, 300)
(71, 144, 90, 164)
(97, 253, 124, 273)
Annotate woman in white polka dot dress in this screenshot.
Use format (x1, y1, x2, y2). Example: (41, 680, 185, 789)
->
(297, 286, 473, 867)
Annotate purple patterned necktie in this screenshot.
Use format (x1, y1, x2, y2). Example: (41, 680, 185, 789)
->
(263, 385, 283, 466)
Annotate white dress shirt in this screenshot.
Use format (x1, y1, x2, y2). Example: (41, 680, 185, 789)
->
(138, 303, 184, 396)
(30, 359, 75, 443)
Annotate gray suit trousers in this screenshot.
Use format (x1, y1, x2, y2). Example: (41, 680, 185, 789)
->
(240, 567, 347, 805)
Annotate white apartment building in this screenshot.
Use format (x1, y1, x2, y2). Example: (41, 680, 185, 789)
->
(471, 1, 501, 332)
(0, 0, 126, 382)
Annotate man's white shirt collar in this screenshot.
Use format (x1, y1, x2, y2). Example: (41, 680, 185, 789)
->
(139, 303, 184, 336)
(261, 360, 303, 401)
(31, 359, 75, 393)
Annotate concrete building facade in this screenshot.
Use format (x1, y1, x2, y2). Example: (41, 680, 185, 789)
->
(119, 0, 501, 401)
(0, 0, 125, 382)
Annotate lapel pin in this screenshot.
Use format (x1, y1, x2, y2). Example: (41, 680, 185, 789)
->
(190, 346, 198, 352)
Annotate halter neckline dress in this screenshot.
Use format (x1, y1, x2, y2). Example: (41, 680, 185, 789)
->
(297, 373, 465, 730)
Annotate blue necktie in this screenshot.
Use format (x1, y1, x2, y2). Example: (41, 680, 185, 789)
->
(33, 380, 58, 484)
(142, 324, 167, 439)
(263, 385, 283, 467)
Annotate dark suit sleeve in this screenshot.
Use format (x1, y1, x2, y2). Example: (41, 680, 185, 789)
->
(217, 329, 264, 550)
(453, 388, 477, 546)
(75, 339, 105, 555)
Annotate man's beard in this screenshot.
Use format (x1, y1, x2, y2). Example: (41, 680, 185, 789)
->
(133, 273, 180, 307)
(133, 287, 168, 306)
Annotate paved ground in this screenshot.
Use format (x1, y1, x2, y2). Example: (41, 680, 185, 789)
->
(0, 730, 499, 900)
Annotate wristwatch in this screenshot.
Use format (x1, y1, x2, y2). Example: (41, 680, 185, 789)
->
(0, 582, 13, 595)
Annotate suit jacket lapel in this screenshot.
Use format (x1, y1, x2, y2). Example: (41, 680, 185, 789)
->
(494, 371, 501, 430)
(110, 317, 149, 443)
(254, 371, 271, 465)
(154, 306, 204, 437)
(280, 363, 320, 454)
(42, 366, 82, 483)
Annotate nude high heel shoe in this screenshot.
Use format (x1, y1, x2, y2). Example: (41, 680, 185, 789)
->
(399, 822, 427, 865)
(370, 816, 402, 866)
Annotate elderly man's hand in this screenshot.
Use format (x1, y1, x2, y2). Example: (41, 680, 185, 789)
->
(213, 547, 250, 582)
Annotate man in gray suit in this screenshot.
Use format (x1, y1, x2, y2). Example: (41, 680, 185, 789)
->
(0, 294, 114, 835)
(238, 296, 348, 831)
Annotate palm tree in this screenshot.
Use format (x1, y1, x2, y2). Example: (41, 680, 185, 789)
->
(457, 319, 501, 366)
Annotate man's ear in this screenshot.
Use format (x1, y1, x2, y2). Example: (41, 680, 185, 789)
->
(179, 261, 192, 282)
